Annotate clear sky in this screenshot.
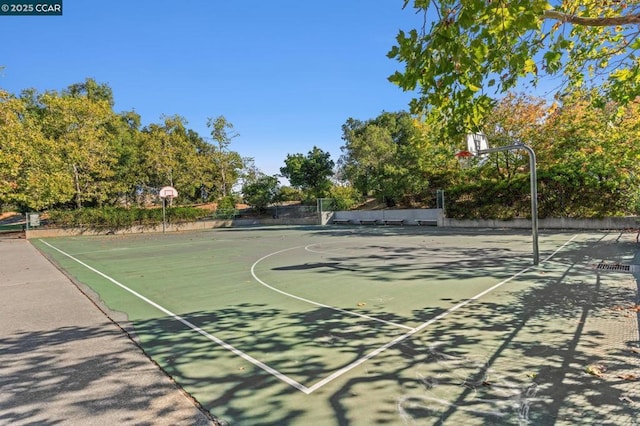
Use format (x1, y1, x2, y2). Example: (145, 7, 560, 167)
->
(0, 0, 422, 177)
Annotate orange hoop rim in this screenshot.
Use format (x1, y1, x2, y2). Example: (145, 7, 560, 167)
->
(455, 150, 474, 158)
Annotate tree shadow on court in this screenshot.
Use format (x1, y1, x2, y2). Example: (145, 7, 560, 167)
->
(0, 324, 211, 425)
(272, 243, 533, 286)
(65, 258, 637, 426)
(28, 230, 637, 425)
(125, 262, 638, 425)
(128, 300, 441, 424)
(324, 236, 640, 425)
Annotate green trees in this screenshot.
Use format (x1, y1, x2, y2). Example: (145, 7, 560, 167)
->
(39, 91, 117, 208)
(4, 72, 639, 219)
(206, 116, 244, 199)
(1, 86, 116, 210)
(536, 92, 640, 217)
(0, 90, 70, 211)
(444, 91, 640, 218)
(0, 79, 246, 211)
(242, 174, 280, 213)
(389, 1, 640, 134)
(376, 1, 640, 218)
(280, 146, 335, 200)
(137, 115, 209, 203)
(339, 111, 455, 206)
(337, 92, 640, 218)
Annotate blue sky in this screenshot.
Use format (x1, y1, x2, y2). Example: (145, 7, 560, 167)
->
(0, 0, 422, 177)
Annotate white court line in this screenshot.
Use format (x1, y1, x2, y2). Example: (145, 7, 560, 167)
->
(250, 246, 413, 331)
(38, 240, 313, 394)
(541, 234, 578, 263)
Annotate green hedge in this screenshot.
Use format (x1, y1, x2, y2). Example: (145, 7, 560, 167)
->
(48, 206, 209, 230)
(445, 172, 639, 220)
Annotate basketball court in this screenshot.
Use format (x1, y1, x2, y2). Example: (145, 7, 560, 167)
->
(29, 225, 640, 424)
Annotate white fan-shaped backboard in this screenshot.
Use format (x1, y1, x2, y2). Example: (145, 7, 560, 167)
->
(466, 133, 489, 156)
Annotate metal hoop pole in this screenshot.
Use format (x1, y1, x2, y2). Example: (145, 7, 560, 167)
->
(162, 197, 166, 233)
(478, 144, 539, 265)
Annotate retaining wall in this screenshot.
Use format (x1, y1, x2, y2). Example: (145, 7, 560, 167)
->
(327, 209, 444, 226)
(25, 217, 317, 238)
(24, 213, 640, 239)
(443, 216, 640, 230)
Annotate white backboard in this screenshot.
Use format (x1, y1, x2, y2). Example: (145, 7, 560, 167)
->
(159, 186, 178, 198)
(466, 133, 489, 156)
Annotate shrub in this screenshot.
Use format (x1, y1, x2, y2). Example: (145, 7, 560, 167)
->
(328, 185, 363, 210)
(47, 206, 209, 230)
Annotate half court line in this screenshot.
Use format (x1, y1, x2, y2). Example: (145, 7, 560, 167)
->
(38, 240, 314, 395)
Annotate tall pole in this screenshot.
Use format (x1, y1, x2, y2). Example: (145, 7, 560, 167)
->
(162, 197, 166, 233)
(478, 144, 539, 265)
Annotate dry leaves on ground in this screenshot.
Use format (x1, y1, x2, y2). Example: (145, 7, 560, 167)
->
(617, 374, 638, 381)
(585, 364, 607, 377)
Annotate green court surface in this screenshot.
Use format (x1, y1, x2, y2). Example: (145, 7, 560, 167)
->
(33, 226, 640, 425)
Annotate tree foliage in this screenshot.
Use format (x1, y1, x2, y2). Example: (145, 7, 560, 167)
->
(39, 91, 117, 208)
(207, 115, 243, 197)
(340, 111, 456, 206)
(390, 0, 640, 135)
(0, 79, 245, 211)
(242, 174, 280, 213)
(339, 91, 640, 218)
(536, 90, 640, 217)
(5, 76, 639, 220)
(446, 90, 640, 218)
(328, 185, 363, 211)
(0, 90, 71, 210)
(280, 146, 335, 199)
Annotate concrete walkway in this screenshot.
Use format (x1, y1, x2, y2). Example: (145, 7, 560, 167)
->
(0, 238, 216, 425)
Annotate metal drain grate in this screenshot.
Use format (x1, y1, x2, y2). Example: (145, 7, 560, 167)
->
(594, 263, 633, 272)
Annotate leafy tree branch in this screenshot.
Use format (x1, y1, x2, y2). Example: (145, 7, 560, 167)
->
(391, 1, 640, 135)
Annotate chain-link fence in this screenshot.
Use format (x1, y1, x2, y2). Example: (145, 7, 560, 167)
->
(260, 205, 318, 219)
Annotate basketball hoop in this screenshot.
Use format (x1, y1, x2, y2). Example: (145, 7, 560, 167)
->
(455, 133, 489, 169)
(455, 150, 474, 169)
(158, 186, 178, 233)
